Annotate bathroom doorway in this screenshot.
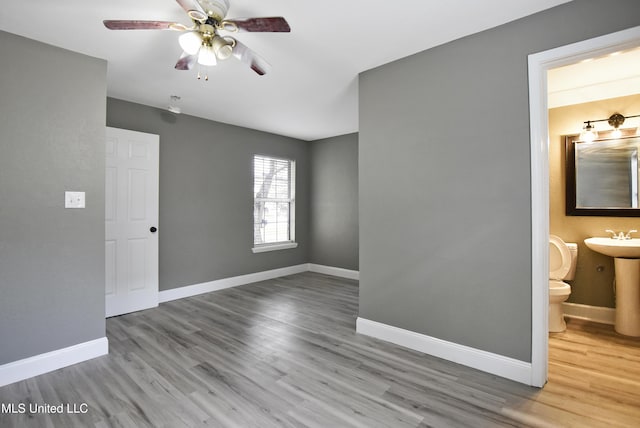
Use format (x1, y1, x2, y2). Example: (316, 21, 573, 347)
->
(528, 25, 640, 386)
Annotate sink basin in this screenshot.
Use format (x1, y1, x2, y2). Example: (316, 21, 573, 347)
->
(584, 237, 640, 258)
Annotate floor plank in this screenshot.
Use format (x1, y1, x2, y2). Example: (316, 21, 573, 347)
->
(1, 272, 639, 427)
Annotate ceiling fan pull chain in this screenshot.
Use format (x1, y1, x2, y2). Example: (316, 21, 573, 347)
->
(196, 65, 209, 81)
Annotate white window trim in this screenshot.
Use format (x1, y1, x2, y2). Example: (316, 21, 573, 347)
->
(252, 155, 297, 252)
(251, 242, 298, 253)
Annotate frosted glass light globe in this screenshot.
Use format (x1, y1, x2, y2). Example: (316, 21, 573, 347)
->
(179, 32, 203, 55)
(197, 45, 217, 66)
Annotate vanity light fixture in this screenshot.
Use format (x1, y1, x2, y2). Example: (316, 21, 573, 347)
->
(608, 113, 625, 138)
(579, 112, 640, 142)
(579, 121, 598, 142)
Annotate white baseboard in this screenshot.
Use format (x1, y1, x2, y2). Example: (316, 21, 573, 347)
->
(356, 317, 533, 386)
(563, 302, 615, 325)
(159, 264, 309, 303)
(160, 264, 360, 302)
(308, 263, 360, 280)
(0, 337, 108, 387)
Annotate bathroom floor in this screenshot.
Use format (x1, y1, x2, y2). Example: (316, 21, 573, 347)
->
(547, 317, 640, 425)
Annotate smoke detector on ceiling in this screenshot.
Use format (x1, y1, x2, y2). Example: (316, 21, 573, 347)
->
(168, 95, 182, 114)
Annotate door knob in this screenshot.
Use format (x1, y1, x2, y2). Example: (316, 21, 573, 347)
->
(150, 227, 157, 233)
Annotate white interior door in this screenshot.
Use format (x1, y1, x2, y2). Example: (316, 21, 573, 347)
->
(105, 126, 159, 317)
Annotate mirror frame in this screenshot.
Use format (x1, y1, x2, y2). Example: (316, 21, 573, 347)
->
(565, 130, 640, 217)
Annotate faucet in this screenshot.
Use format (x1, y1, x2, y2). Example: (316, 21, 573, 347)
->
(605, 229, 637, 240)
(606, 229, 619, 239)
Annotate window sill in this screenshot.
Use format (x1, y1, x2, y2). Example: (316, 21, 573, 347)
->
(252, 242, 298, 253)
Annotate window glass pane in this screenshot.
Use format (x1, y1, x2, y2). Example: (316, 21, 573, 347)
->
(255, 206, 289, 243)
(254, 156, 290, 200)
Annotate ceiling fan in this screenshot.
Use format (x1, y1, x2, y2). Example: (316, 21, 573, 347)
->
(103, 0, 290, 79)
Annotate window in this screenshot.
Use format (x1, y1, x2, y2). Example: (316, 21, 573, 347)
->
(252, 155, 297, 252)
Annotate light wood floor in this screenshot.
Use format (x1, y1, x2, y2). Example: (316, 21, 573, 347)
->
(1, 272, 639, 427)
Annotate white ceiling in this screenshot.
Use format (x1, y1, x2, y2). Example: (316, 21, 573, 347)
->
(0, 0, 571, 140)
(548, 47, 640, 108)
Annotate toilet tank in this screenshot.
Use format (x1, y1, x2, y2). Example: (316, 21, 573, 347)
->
(565, 242, 578, 280)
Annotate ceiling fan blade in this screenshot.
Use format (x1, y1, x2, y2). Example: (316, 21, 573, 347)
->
(176, 0, 200, 12)
(223, 17, 290, 33)
(103, 20, 186, 31)
(175, 52, 197, 70)
(232, 39, 272, 76)
(197, 0, 230, 19)
(175, 0, 208, 21)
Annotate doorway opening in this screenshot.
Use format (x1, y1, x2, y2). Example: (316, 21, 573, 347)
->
(528, 25, 640, 387)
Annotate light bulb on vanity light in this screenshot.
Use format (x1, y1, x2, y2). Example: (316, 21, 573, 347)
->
(580, 121, 598, 142)
(608, 113, 625, 138)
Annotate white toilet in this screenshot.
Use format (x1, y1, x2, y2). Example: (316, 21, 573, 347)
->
(549, 235, 578, 333)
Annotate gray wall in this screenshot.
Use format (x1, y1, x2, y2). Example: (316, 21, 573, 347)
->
(0, 31, 107, 364)
(359, 0, 640, 362)
(310, 133, 359, 270)
(107, 98, 310, 291)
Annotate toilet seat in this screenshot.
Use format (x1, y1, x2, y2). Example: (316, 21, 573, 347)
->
(549, 235, 571, 280)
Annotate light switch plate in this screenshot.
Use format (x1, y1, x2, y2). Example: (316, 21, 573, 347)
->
(65, 191, 85, 209)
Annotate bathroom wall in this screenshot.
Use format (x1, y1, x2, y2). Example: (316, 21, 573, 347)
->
(549, 93, 640, 308)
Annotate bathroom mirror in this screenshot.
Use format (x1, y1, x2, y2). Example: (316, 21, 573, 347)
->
(566, 132, 640, 216)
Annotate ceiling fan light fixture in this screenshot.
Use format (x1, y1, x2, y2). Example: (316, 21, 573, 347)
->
(104, 0, 289, 78)
(179, 31, 203, 55)
(212, 36, 234, 60)
(197, 44, 217, 66)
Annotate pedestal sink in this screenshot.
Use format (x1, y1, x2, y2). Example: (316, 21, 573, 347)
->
(584, 237, 640, 336)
